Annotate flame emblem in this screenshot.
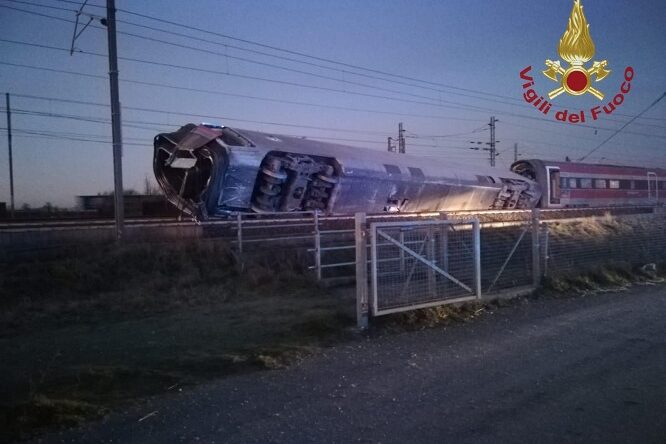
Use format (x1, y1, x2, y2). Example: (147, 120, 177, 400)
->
(542, 0, 610, 100)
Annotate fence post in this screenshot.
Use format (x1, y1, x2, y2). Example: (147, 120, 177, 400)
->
(427, 225, 437, 297)
(440, 222, 449, 271)
(440, 213, 449, 296)
(355, 212, 369, 329)
(542, 223, 549, 277)
(472, 219, 481, 299)
(313, 210, 322, 281)
(399, 231, 406, 273)
(236, 213, 243, 256)
(531, 208, 541, 288)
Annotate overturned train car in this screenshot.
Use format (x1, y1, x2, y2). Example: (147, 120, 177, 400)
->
(153, 124, 541, 219)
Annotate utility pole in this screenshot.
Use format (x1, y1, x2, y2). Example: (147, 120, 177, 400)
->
(387, 136, 396, 153)
(106, 0, 124, 241)
(489, 116, 496, 167)
(5, 93, 14, 218)
(398, 122, 406, 154)
(514, 143, 518, 163)
(468, 117, 500, 166)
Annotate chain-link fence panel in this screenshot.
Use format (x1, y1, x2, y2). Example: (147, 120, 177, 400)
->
(544, 213, 666, 277)
(481, 223, 534, 293)
(370, 220, 479, 316)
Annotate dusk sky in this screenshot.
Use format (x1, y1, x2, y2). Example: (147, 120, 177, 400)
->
(0, 0, 665, 207)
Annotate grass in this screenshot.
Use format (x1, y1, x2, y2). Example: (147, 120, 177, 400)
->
(0, 241, 354, 442)
(542, 214, 666, 294)
(2, 214, 664, 441)
(541, 263, 665, 294)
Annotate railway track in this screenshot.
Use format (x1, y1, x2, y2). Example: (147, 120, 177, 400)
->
(0, 205, 657, 231)
(0, 206, 654, 231)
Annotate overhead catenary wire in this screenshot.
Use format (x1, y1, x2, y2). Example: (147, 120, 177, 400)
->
(7, 104, 651, 164)
(1, 1, 665, 125)
(0, 1, 538, 108)
(0, 61, 486, 124)
(0, 127, 151, 146)
(578, 92, 666, 161)
(2, 107, 480, 150)
(5, 90, 664, 164)
(0, 1, 663, 168)
(0, 37, 499, 115)
(4, 40, 665, 141)
(6, 60, 664, 146)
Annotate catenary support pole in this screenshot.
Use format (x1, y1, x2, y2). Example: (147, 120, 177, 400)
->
(489, 116, 496, 167)
(5, 93, 14, 218)
(514, 142, 518, 163)
(106, 0, 124, 241)
(398, 122, 406, 154)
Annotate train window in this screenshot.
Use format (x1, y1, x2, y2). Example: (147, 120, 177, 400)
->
(609, 180, 620, 189)
(569, 178, 578, 188)
(620, 180, 632, 189)
(594, 179, 607, 189)
(220, 127, 253, 146)
(384, 164, 401, 175)
(580, 178, 592, 188)
(548, 167, 560, 205)
(635, 180, 648, 190)
(408, 167, 425, 179)
(560, 177, 567, 189)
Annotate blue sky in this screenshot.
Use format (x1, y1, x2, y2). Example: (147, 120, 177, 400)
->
(0, 0, 665, 207)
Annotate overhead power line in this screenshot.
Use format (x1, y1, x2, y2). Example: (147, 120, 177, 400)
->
(0, 4, 505, 112)
(0, 37, 497, 115)
(3, 103, 482, 151)
(0, 61, 486, 123)
(12, 103, 653, 162)
(4, 49, 664, 142)
(0, 1, 534, 109)
(5, 38, 661, 138)
(2, 1, 664, 125)
(578, 92, 666, 161)
(0, 127, 151, 146)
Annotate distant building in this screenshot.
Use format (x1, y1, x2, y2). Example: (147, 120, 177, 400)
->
(77, 194, 179, 218)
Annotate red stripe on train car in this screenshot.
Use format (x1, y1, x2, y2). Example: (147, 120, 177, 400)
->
(543, 161, 665, 177)
(568, 189, 649, 198)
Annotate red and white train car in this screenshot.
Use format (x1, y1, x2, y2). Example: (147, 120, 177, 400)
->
(511, 159, 665, 209)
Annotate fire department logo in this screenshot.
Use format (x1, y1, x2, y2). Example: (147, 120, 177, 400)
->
(542, 0, 610, 100)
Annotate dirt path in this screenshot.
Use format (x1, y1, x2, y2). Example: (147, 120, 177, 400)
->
(40, 284, 666, 444)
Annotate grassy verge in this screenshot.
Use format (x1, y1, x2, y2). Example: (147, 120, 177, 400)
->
(541, 263, 665, 294)
(0, 242, 354, 441)
(2, 217, 664, 441)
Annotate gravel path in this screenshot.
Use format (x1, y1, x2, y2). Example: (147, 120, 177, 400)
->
(40, 285, 666, 444)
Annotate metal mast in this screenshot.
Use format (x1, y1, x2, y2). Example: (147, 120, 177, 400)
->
(489, 116, 496, 167)
(398, 122, 406, 154)
(5, 93, 14, 218)
(106, 0, 124, 240)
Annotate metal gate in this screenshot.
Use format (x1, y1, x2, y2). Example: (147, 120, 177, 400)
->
(369, 219, 481, 316)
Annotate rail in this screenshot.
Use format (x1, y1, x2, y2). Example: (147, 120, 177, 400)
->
(0, 205, 656, 231)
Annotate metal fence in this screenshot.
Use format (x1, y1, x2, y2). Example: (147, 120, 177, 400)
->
(368, 219, 481, 316)
(543, 212, 666, 278)
(2, 208, 664, 322)
(479, 213, 536, 294)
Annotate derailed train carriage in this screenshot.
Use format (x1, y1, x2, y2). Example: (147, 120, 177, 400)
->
(153, 123, 541, 220)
